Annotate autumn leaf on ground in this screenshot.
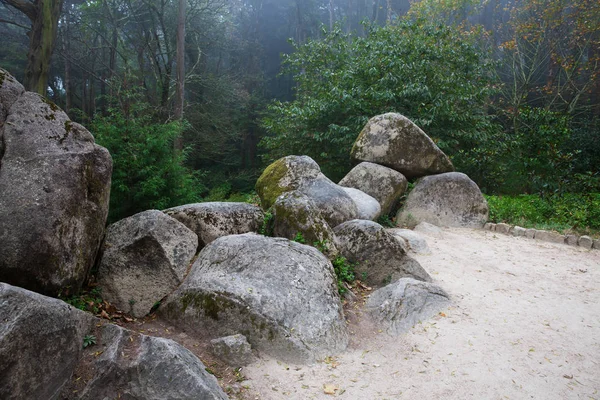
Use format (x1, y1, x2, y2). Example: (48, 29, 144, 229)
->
(323, 384, 339, 395)
(324, 356, 339, 368)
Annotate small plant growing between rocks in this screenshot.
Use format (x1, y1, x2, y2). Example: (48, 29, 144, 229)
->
(60, 287, 103, 314)
(376, 214, 395, 228)
(331, 256, 355, 294)
(259, 211, 273, 236)
(293, 231, 306, 244)
(83, 334, 97, 348)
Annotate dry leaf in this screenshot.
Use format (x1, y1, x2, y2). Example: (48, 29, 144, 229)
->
(323, 384, 339, 395)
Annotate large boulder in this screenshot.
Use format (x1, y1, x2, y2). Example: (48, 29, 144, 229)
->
(0, 282, 229, 400)
(0, 69, 24, 132)
(256, 155, 359, 227)
(365, 278, 450, 335)
(164, 202, 264, 250)
(350, 113, 454, 179)
(396, 172, 489, 229)
(0, 72, 112, 296)
(97, 210, 198, 318)
(341, 187, 381, 220)
(69, 324, 228, 400)
(271, 191, 339, 258)
(333, 220, 431, 287)
(339, 162, 408, 215)
(0, 283, 94, 400)
(161, 233, 348, 363)
(255, 155, 321, 209)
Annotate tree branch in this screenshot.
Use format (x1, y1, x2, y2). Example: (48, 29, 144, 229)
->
(0, 0, 37, 22)
(0, 17, 30, 29)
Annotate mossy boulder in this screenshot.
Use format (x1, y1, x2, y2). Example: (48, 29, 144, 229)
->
(255, 155, 321, 209)
(396, 172, 489, 228)
(160, 233, 348, 363)
(334, 220, 431, 287)
(272, 191, 339, 258)
(350, 113, 454, 179)
(256, 155, 359, 227)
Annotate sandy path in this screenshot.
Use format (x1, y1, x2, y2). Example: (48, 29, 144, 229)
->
(243, 228, 600, 399)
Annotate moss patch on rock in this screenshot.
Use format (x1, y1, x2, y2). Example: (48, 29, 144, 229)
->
(255, 159, 290, 209)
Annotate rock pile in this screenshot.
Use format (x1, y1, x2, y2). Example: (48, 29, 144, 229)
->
(0, 69, 467, 399)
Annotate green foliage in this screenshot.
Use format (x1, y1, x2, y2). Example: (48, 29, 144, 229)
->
(92, 97, 204, 222)
(486, 193, 600, 234)
(293, 231, 306, 244)
(508, 107, 576, 195)
(61, 288, 103, 314)
(259, 211, 274, 236)
(376, 214, 395, 228)
(83, 334, 97, 348)
(331, 256, 355, 295)
(261, 19, 498, 179)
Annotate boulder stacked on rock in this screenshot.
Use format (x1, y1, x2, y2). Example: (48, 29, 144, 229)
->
(334, 220, 431, 286)
(271, 191, 340, 258)
(339, 162, 408, 215)
(96, 210, 198, 318)
(0, 68, 112, 296)
(342, 112, 488, 229)
(350, 113, 454, 179)
(161, 233, 349, 363)
(164, 202, 264, 250)
(255, 155, 361, 227)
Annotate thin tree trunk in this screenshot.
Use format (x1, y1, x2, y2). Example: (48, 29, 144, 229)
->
(174, 0, 185, 151)
(386, 0, 392, 25)
(62, 13, 71, 113)
(329, 0, 334, 31)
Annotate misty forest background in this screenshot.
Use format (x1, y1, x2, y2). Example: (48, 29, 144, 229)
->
(1, 0, 599, 233)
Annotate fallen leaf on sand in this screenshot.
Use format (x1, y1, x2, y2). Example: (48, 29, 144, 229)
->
(323, 384, 339, 395)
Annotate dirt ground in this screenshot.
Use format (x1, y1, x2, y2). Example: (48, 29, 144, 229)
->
(240, 228, 600, 400)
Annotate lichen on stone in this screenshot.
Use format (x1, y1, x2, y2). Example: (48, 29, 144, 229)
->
(255, 159, 290, 209)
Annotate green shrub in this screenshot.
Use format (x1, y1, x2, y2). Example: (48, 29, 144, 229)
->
(486, 193, 600, 235)
(261, 19, 498, 180)
(92, 103, 204, 223)
(331, 256, 355, 295)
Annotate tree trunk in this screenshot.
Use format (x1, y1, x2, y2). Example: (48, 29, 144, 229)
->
(174, 0, 186, 151)
(61, 13, 71, 113)
(24, 0, 64, 94)
(386, 0, 392, 25)
(329, 0, 334, 31)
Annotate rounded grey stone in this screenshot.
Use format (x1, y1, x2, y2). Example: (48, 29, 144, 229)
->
(97, 210, 198, 318)
(339, 162, 408, 214)
(365, 278, 450, 335)
(164, 202, 264, 250)
(334, 220, 431, 287)
(161, 234, 348, 363)
(396, 172, 489, 229)
(351, 113, 454, 179)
